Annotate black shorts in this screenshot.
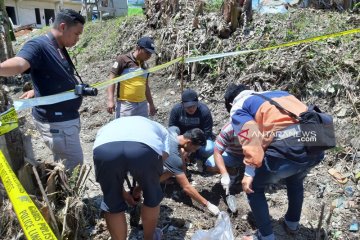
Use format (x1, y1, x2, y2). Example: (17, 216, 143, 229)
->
(93, 141, 163, 213)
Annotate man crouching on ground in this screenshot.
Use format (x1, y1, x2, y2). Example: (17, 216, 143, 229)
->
(160, 126, 220, 216)
(93, 116, 169, 240)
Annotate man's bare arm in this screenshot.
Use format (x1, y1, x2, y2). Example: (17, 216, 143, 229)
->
(0, 57, 30, 77)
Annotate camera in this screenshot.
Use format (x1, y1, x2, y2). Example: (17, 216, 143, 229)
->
(74, 84, 98, 96)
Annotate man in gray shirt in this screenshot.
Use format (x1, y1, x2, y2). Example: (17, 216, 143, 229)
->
(161, 127, 220, 216)
(93, 116, 169, 240)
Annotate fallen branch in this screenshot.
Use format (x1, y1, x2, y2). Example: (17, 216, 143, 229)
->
(346, 89, 360, 121)
(61, 197, 70, 239)
(32, 166, 61, 238)
(79, 165, 92, 196)
(74, 165, 86, 193)
(316, 202, 325, 240)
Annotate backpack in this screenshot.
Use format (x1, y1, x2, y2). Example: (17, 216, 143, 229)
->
(252, 93, 336, 154)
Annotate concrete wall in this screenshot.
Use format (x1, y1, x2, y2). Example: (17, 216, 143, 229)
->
(98, 0, 128, 17)
(113, 0, 128, 16)
(5, 0, 81, 27)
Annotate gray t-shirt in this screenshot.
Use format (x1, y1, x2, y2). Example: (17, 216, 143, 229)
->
(164, 126, 184, 175)
(93, 116, 170, 156)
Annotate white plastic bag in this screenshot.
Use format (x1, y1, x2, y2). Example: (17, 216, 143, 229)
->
(191, 212, 234, 240)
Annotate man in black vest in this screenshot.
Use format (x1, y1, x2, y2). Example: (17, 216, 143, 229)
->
(168, 89, 214, 170)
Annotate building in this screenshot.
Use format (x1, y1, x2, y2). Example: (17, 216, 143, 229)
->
(5, 0, 82, 27)
(95, 0, 128, 18)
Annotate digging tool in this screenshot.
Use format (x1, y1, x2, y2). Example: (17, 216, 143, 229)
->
(221, 173, 238, 213)
(226, 194, 238, 213)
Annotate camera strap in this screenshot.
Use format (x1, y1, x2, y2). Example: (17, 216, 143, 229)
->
(252, 93, 300, 121)
(46, 32, 84, 84)
(62, 47, 85, 84)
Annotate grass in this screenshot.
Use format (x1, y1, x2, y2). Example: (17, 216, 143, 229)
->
(128, 5, 144, 16)
(205, 0, 223, 11)
(68, 14, 146, 66)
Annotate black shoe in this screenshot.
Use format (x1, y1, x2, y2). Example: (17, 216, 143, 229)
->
(282, 219, 299, 236)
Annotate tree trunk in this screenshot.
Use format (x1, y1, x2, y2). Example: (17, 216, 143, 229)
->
(0, 1, 24, 174)
(230, 0, 240, 31)
(223, 0, 252, 33)
(0, 1, 14, 60)
(144, 0, 179, 28)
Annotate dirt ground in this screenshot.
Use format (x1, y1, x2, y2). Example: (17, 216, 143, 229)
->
(14, 67, 359, 239)
(8, 5, 360, 240)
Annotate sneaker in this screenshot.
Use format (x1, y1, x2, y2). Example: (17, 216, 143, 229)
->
(282, 219, 299, 235)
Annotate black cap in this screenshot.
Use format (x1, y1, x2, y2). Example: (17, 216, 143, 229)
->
(137, 36, 156, 54)
(181, 89, 198, 108)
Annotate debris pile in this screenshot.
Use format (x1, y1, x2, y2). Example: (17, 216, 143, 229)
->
(2, 1, 360, 239)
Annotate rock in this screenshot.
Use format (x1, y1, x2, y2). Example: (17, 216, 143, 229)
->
(350, 138, 360, 149)
(337, 108, 348, 117)
(168, 225, 178, 232)
(352, 152, 360, 159)
(185, 221, 193, 229)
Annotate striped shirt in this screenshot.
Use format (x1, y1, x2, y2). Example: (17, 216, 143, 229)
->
(215, 122, 243, 156)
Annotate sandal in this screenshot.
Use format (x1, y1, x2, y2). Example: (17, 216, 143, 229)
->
(328, 168, 348, 184)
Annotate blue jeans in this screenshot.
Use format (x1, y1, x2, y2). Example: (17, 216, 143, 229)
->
(205, 152, 244, 168)
(247, 154, 323, 238)
(196, 139, 214, 160)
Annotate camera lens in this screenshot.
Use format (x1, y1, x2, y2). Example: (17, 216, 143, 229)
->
(84, 87, 98, 96)
(90, 88, 98, 96)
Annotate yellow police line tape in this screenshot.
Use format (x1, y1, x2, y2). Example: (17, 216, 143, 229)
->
(0, 107, 19, 136)
(13, 28, 360, 113)
(185, 28, 360, 63)
(13, 57, 184, 112)
(8, 28, 360, 115)
(0, 27, 359, 238)
(0, 151, 57, 239)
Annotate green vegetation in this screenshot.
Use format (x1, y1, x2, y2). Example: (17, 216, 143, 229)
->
(14, 7, 359, 91)
(69, 15, 144, 66)
(205, 0, 223, 12)
(128, 6, 144, 16)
